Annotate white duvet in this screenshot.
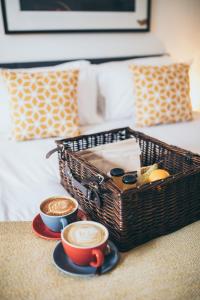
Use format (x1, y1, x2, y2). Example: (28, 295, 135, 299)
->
(0, 112, 200, 221)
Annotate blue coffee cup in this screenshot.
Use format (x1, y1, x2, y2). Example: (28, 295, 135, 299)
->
(40, 196, 79, 232)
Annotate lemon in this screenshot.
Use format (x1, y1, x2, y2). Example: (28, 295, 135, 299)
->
(138, 163, 158, 185)
(149, 169, 170, 182)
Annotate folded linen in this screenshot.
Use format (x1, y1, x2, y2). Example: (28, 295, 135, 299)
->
(79, 138, 141, 175)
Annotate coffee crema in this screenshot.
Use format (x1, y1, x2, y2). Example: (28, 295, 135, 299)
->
(41, 198, 76, 216)
(63, 223, 106, 248)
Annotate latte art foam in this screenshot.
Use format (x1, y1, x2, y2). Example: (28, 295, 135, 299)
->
(64, 223, 106, 247)
(41, 198, 76, 216)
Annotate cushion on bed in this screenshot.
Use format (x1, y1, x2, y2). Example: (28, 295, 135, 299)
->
(2, 69, 80, 141)
(96, 55, 174, 121)
(129, 63, 193, 127)
(0, 60, 100, 137)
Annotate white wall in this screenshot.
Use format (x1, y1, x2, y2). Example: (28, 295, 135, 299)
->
(0, 3, 164, 63)
(152, 0, 200, 60)
(152, 0, 200, 109)
(0, 0, 199, 107)
(1, 1, 199, 63)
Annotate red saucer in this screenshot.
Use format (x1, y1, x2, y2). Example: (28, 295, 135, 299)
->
(32, 209, 88, 241)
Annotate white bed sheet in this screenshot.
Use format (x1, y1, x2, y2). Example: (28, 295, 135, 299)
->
(0, 112, 200, 221)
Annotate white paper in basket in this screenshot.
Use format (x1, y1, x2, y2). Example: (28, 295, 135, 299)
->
(79, 138, 141, 175)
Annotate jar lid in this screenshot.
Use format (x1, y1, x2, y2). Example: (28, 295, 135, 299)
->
(110, 168, 125, 177)
(122, 174, 137, 184)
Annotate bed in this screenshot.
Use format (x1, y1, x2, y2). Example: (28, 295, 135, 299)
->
(0, 55, 200, 222)
(0, 54, 200, 300)
(0, 112, 200, 221)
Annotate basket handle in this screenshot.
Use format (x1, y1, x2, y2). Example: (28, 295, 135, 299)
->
(46, 148, 106, 185)
(46, 147, 58, 159)
(65, 165, 106, 208)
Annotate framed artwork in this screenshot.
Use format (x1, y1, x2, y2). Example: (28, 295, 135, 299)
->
(1, 0, 151, 34)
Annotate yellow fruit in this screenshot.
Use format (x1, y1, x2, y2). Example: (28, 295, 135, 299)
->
(138, 163, 158, 185)
(141, 163, 158, 176)
(149, 169, 170, 182)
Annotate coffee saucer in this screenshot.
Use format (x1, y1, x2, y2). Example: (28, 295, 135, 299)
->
(52, 240, 120, 277)
(32, 210, 87, 241)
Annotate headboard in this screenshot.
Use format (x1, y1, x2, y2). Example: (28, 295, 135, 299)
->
(0, 54, 166, 69)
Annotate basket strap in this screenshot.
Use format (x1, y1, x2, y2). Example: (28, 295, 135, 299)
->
(46, 147, 58, 159)
(65, 165, 104, 208)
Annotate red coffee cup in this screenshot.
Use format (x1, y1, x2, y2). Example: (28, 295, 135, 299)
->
(61, 221, 109, 267)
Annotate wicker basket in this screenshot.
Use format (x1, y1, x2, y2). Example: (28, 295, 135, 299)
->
(47, 127, 200, 252)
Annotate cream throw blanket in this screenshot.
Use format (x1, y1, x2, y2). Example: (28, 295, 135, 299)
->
(0, 221, 200, 300)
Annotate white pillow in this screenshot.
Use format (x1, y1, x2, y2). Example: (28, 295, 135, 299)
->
(0, 74, 11, 135)
(0, 60, 100, 136)
(96, 55, 174, 121)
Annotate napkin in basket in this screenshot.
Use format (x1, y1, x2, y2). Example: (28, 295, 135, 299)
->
(79, 138, 141, 175)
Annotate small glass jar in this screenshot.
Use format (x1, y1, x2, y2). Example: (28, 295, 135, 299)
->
(110, 168, 125, 189)
(122, 174, 137, 191)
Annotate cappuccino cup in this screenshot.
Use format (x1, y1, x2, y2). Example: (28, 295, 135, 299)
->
(61, 221, 109, 267)
(40, 196, 78, 232)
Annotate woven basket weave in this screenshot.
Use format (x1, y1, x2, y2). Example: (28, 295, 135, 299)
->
(49, 127, 200, 252)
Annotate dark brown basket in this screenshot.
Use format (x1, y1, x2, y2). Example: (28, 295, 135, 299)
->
(48, 127, 200, 251)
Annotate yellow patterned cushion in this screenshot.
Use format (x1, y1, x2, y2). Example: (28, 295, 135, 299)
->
(2, 69, 80, 141)
(129, 63, 193, 127)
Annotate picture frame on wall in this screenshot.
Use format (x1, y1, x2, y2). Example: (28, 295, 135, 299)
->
(1, 0, 151, 34)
